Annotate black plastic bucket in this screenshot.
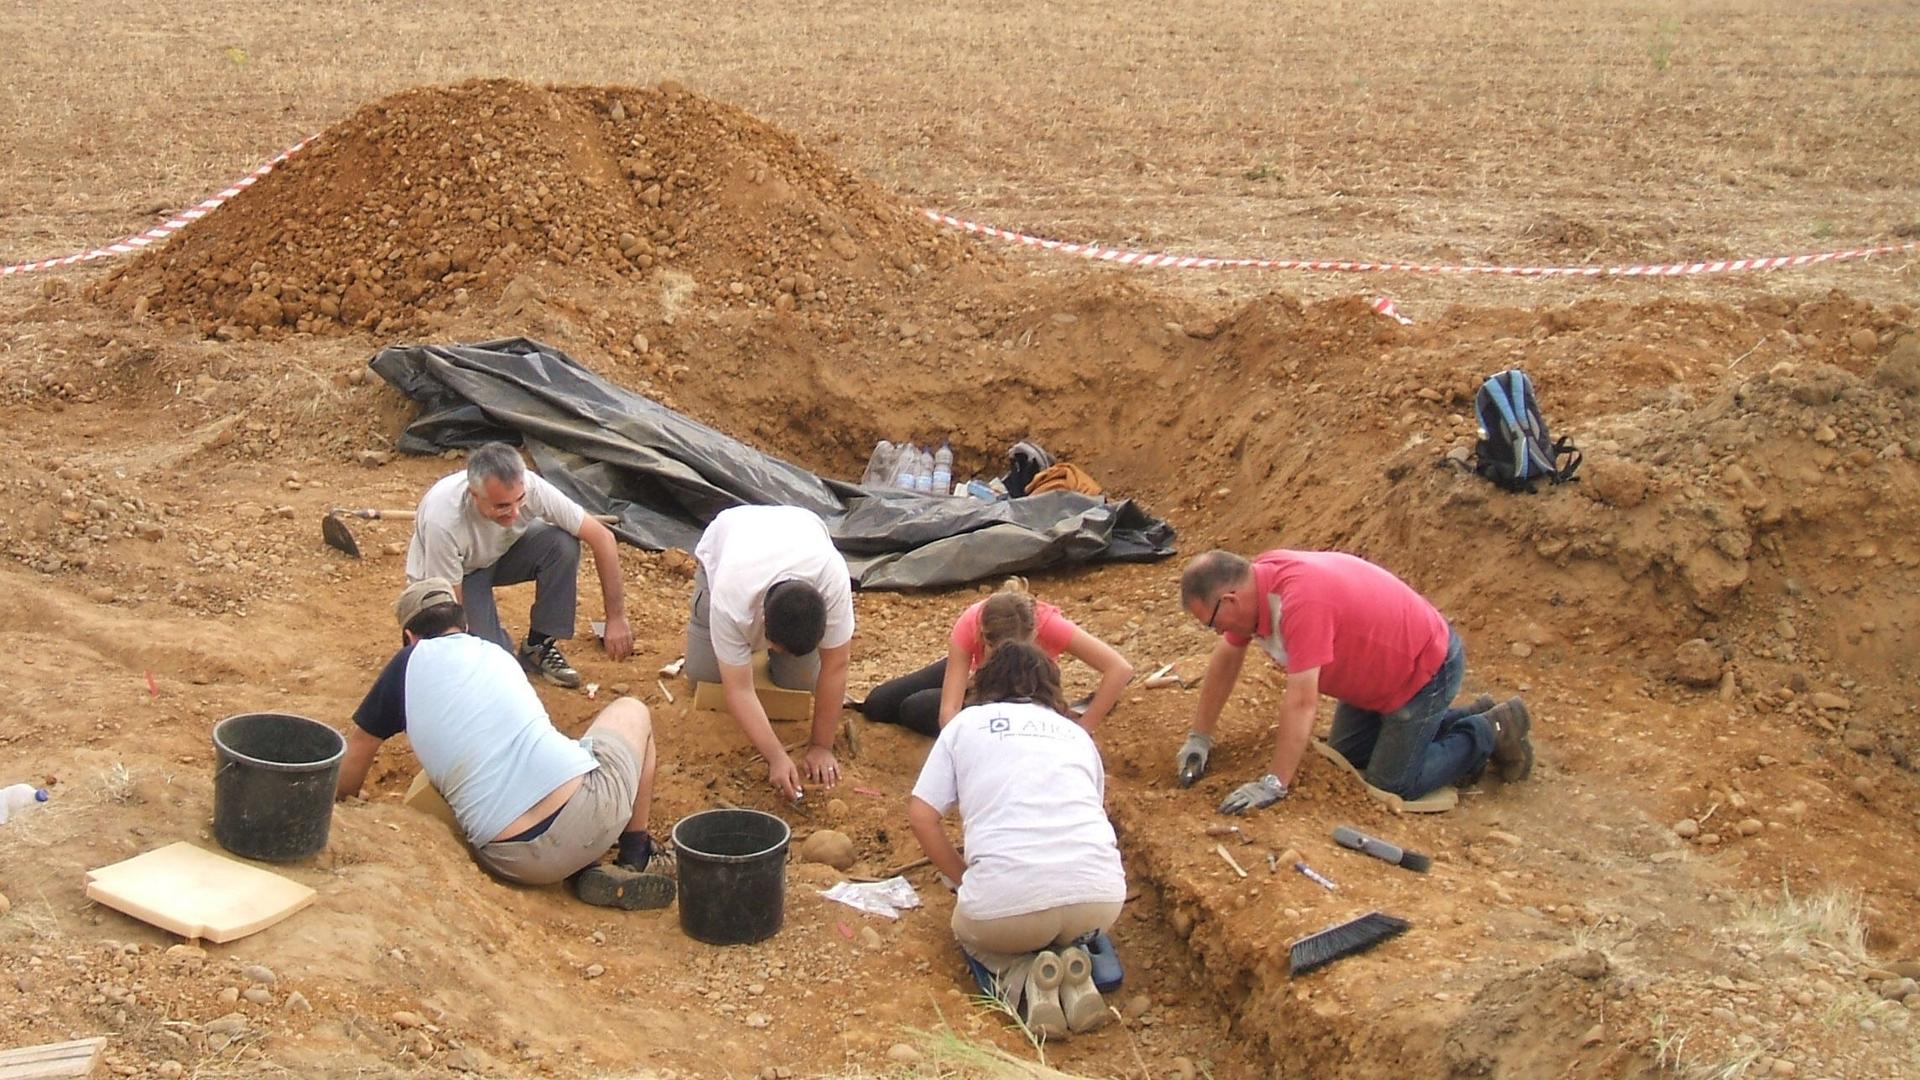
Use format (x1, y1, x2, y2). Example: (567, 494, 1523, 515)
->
(671, 808, 791, 945)
(212, 713, 346, 862)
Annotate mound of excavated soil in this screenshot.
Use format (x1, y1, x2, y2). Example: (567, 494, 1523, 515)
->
(93, 79, 984, 340)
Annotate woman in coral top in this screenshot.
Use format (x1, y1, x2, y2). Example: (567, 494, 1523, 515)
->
(859, 582, 1133, 737)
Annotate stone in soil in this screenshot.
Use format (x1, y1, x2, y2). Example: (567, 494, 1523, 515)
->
(799, 829, 855, 870)
(885, 1043, 921, 1063)
(242, 964, 276, 986)
(1672, 639, 1723, 686)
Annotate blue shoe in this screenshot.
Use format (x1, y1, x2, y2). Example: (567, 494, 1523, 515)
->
(963, 950, 999, 998)
(1076, 929, 1123, 993)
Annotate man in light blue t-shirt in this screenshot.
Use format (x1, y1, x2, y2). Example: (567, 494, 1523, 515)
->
(334, 578, 672, 909)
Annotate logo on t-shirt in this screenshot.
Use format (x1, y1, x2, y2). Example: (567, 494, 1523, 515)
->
(985, 711, 1074, 742)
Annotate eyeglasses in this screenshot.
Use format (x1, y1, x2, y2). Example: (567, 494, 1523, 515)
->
(1205, 593, 1227, 631)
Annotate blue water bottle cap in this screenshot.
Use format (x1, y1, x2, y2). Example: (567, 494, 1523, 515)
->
(33, 788, 48, 802)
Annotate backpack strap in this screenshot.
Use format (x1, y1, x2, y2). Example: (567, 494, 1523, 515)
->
(1480, 375, 1529, 481)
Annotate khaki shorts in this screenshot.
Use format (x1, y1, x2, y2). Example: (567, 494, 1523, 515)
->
(473, 731, 639, 886)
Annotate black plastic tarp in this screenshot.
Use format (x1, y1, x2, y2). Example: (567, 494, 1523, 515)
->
(369, 338, 1175, 589)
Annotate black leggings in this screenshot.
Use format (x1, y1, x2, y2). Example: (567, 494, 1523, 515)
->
(862, 658, 947, 738)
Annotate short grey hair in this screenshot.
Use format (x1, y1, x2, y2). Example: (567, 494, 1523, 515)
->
(466, 442, 527, 490)
(1180, 550, 1252, 607)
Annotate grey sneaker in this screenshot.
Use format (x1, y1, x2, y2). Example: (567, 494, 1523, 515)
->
(520, 638, 581, 689)
(572, 864, 676, 910)
(1485, 697, 1534, 782)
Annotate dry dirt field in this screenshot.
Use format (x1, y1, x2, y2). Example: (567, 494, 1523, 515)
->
(3, 2, 1919, 1078)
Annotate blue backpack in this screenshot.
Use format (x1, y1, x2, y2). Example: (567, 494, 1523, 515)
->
(1472, 369, 1580, 492)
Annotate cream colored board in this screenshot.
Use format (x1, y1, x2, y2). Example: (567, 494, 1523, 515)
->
(1310, 739, 1458, 813)
(688, 653, 813, 721)
(84, 842, 315, 943)
(0, 1036, 107, 1078)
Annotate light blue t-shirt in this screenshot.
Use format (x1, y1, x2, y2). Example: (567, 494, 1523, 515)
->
(354, 634, 595, 845)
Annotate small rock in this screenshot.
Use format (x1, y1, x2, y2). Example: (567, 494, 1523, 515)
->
(87, 585, 115, 604)
(1123, 992, 1152, 1019)
(1809, 691, 1852, 711)
(1674, 818, 1700, 839)
(156, 1062, 184, 1079)
(1737, 818, 1763, 837)
(285, 991, 311, 1013)
(744, 1011, 771, 1028)
(391, 1010, 425, 1029)
(135, 521, 166, 541)
(241, 964, 276, 986)
(1566, 950, 1610, 980)
(885, 1043, 921, 1063)
(1673, 639, 1724, 687)
(859, 926, 883, 950)
(345, 367, 370, 387)
(1841, 727, 1876, 754)
(1169, 1056, 1198, 1080)
(1849, 328, 1878, 354)
(242, 987, 273, 1006)
(1771, 1060, 1796, 1077)
(1881, 977, 1918, 1001)
(1852, 776, 1876, 799)
(584, 964, 605, 979)
(205, 1014, 248, 1036)
(1580, 1022, 1605, 1048)
(824, 798, 848, 821)
(799, 829, 856, 870)
(1886, 960, 1920, 979)
(1510, 641, 1534, 659)
(217, 986, 240, 1006)
(447, 1047, 481, 1072)
(355, 450, 391, 468)
(1486, 830, 1523, 846)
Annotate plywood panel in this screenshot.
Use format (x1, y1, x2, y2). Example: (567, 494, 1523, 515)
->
(0, 1036, 106, 1079)
(85, 842, 315, 943)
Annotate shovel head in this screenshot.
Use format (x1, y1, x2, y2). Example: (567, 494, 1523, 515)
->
(321, 513, 362, 558)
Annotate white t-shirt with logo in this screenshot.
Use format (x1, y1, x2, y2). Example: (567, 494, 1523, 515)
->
(693, 505, 854, 666)
(910, 700, 1126, 921)
(405, 469, 588, 583)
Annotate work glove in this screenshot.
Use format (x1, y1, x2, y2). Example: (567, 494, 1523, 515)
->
(1218, 773, 1289, 815)
(1175, 731, 1214, 788)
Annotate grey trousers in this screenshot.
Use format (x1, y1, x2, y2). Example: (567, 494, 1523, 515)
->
(463, 522, 579, 652)
(683, 568, 820, 688)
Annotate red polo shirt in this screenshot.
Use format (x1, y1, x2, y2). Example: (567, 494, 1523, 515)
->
(1223, 550, 1450, 713)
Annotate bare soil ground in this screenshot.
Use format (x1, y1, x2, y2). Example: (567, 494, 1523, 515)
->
(2, 3, 1919, 1079)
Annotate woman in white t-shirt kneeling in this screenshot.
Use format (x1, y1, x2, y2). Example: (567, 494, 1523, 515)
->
(907, 642, 1126, 1038)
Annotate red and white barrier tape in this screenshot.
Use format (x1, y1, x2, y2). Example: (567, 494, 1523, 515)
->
(5, 132, 1911, 321)
(1, 138, 315, 277)
(1370, 296, 1413, 325)
(920, 209, 1918, 279)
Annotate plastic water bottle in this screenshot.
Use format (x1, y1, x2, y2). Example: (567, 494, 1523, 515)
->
(861, 440, 896, 487)
(892, 442, 920, 490)
(932, 439, 953, 495)
(0, 783, 49, 825)
(915, 448, 935, 492)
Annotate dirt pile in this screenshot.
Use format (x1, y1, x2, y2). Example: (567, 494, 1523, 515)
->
(92, 79, 984, 341)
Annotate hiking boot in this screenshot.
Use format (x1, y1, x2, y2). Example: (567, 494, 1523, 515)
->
(1058, 946, 1110, 1034)
(1020, 951, 1070, 1041)
(1485, 697, 1534, 783)
(520, 638, 582, 689)
(572, 863, 676, 910)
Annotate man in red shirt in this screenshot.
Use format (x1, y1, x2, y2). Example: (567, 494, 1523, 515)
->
(1176, 549, 1533, 814)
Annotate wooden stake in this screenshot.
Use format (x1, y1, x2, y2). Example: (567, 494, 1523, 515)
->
(1215, 843, 1248, 879)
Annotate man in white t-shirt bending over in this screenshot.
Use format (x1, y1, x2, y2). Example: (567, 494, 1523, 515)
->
(335, 578, 674, 909)
(685, 505, 854, 801)
(405, 442, 632, 690)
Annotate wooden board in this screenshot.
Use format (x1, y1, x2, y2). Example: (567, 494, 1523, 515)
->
(84, 842, 315, 943)
(690, 654, 814, 721)
(1310, 739, 1458, 813)
(403, 769, 460, 832)
(0, 1036, 106, 1078)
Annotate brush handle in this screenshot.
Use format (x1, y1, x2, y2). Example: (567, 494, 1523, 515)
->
(1333, 825, 1404, 865)
(1294, 862, 1338, 891)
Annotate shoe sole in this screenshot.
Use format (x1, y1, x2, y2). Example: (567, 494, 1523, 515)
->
(1058, 947, 1110, 1034)
(574, 866, 676, 910)
(1498, 699, 1534, 782)
(1023, 951, 1070, 1040)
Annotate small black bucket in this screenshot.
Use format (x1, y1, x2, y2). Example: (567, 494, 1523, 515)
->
(212, 713, 346, 862)
(671, 808, 791, 945)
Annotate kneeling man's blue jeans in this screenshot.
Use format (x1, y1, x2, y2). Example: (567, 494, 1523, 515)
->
(1326, 628, 1493, 799)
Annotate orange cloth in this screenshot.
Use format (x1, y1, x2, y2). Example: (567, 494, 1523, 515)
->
(1026, 462, 1103, 497)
